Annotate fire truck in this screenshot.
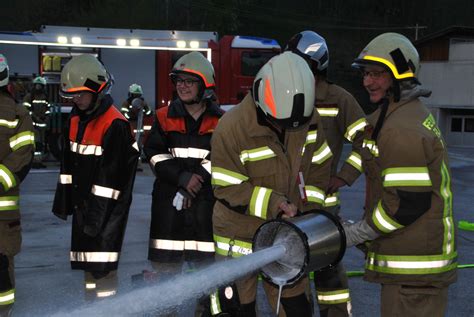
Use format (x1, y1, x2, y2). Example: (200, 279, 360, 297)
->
(0, 25, 280, 158)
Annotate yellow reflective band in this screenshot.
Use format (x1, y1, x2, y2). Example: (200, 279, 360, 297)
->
(0, 118, 19, 128)
(0, 289, 14, 305)
(317, 108, 339, 117)
(317, 289, 350, 304)
(312, 142, 332, 164)
(372, 200, 403, 233)
(9, 131, 35, 151)
(305, 185, 325, 204)
(150, 154, 173, 167)
(302, 130, 318, 155)
(211, 167, 248, 186)
(240, 146, 276, 164)
(210, 291, 222, 315)
(346, 152, 363, 172)
(184, 240, 215, 252)
(382, 167, 432, 187)
(150, 239, 184, 251)
(363, 55, 415, 80)
(250, 186, 272, 219)
(70, 251, 119, 263)
(70, 141, 103, 156)
(366, 252, 457, 274)
(91, 184, 121, 200)
(0, 164, 16, 191)
(0, 196, 19, 211)
(345, 118, 367, 141)
(213, 235, 252, 258)
(363, 139, 379, 157)
(324, 193, 340, 207)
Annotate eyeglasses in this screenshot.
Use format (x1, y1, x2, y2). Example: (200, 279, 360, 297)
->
(174, 78, 199, 87)
(60, 91, 86, 100)
(360, 70, 388, 79)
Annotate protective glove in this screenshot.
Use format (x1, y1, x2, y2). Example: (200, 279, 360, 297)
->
(342, 219, 379, 248)
(172, 191, 185, 211)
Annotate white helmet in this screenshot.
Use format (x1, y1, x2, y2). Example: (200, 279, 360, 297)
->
(33, 76, 47, 86)
(252, 52, 315, 129)
(129, 83, 143, 96)
(285, 30, 329, 73)
(0, 54, 9, 87)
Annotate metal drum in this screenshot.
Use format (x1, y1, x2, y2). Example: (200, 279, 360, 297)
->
(252, 210, 346, 285)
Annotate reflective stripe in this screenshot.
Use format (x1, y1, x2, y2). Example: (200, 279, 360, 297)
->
(184, 240, 215, 252)
(302, 130, 317, 155)
(0, 289, 14, 305)
(312, 141, 332, 164)
(85, 283, 96, 289)
(210, 291, 222, 315)
(366, 252, 457, 274)
(441, 161, 455, 255)
(345, 118, 367, 141)
(324, 193, 340, 207)
(372, 200, 403, 233)
(317, 108, 339, 117)
(305, 185, 325, 205)
(0, 164, 16, 191)
(70, 141, 103, 156)
(59, 174, 72, 184)
(382, 167, 432, 187)
(121, 107, 129, 112)
(346, 152, 363, 172)
(132, 142, 139, 152)
(171, 147, 210, 159)
(23, 102, 32, 108)
(150, 154, 173, 167)
(32, 100, 49, 104)
(0, 196, 19, 211)
(144, 125, 152, 131)
(240, 146, 276, 164)
(9, 131, 35, 151)
(363, 139, 379, 157)
(317, 289, 350, 304)
(150, 239, 184, 251)
(201, 159, 211, 174)
(70, 251, 119, 263)
(249, 186, 272, 219)
(213, 235, 252, 258)
(33, 122, 47, 127)
(91, 185, 121, 200)
(0, 118, 19, 128)
(211, 167, 248, 186)
(96, 290, 117, 298)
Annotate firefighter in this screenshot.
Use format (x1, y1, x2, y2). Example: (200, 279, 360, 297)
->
(343, 33, 457, 316)
(52, 54, 139, 300)
(22, 76, 50, 168)
(210, 51, 332, 316)
(0, 54, 35, 316)
(285, 30, 367, 317)
(143, 51, 223, 313)
(120, 83, 152, 147)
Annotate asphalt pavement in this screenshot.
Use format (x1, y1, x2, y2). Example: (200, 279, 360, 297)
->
(9, 146, 474, 316)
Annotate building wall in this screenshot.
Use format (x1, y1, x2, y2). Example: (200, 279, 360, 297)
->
(101, 48, 156, 110)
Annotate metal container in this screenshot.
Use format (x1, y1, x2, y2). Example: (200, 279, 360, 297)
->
(252, 210, 345, 285)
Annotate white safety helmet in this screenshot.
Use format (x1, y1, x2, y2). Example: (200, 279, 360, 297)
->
(128, 83, 143, 97)
(60, 54, 112, 98)
(33, 76, 47, 86)
(285, 30, 329, 73)
(0, 54, 9, 87)
(252, 51, 315, 129)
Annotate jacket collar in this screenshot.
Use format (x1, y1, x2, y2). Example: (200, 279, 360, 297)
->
(72, 94, 114, 122)
(315, 79, 330, 102)
(168, 98, 223, 118)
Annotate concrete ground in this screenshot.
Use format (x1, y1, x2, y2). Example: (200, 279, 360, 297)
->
(9, 146, 474, 316)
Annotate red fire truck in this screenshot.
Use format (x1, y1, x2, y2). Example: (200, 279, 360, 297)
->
(0, 25, 280, 158)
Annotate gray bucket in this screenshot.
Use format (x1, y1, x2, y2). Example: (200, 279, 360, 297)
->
(252, 210, 346, 285)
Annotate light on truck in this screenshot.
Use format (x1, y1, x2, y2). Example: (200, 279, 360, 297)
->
(190, 41, 199, 49)
(71, 37, 82, 45)
(57, 36, 68, 44)
(130, 39, 140, 47)
(177, 41, 186, 48)
(116, 38, 127, 46)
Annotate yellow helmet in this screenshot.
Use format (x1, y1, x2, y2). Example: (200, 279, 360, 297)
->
(170, 52, 215, 88)
(352, 32, 420, 82)
(60, 54, 112, 98)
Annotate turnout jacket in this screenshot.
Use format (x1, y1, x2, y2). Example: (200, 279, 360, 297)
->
(315, 80, 366, 207)
(362, 90, 457, 287)
(0, 91, 34, 220)
(211, 93, 332, 257)
(144, 98, 223, 261)
(120, 98, 152, 121)
(52, 95, 139, 272)
(22, 92, 50, 128)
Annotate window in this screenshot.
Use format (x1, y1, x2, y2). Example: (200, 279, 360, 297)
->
(451, 118, 462, 132)
(464, 118, 474, 132)
(241, 51, 278, 76)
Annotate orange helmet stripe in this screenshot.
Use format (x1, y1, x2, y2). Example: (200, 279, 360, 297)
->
(63, 82, 107, 93)
(264, 78, 277, 117)
(182, 68, 214, 88)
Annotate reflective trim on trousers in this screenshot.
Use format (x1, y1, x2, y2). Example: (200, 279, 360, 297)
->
(316, 289, 350, 304)
(70, 251, 119, 263)
(91, 184, 121, 200)
(59, 174, 72, 184)
(0, 289, 14, 305)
